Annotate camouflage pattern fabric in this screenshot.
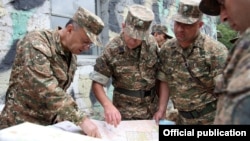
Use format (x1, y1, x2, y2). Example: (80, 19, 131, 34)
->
(214, 28, 250, 124)
(157, 33, 228, 124)
(123, 4, 154, 40)
(0, 29, 86, 129)
(177, 110, 216, 125)
(89, 33, 159, 119)
(151, 24, 173, 39)
(113, 89, 158, 119)
(72, 7, 104, 47)
(172, 0, 203, 24)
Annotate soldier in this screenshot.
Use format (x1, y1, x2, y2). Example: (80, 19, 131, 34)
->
(150, 24, 178, 122)
(0, 7, 104, 138)
(157, 0, 228, 124)
(151, 24, 173, 51)
(89, 4, 168, 127)
(199, 0, 250, 124)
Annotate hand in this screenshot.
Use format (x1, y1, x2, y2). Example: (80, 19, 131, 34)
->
(103, 103, 121, 127)
(79, 117, 101, 138)
(153, 109, 166, 124)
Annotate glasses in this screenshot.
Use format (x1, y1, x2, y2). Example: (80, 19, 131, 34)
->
(79, 30, 94, 48)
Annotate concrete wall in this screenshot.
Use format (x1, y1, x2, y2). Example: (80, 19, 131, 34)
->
(0, 0, 51, 103)
(0, 0, 217, 119)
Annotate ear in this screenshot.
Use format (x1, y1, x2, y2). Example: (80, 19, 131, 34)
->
(198, 21, 204, 28)
(66, 24, 74, 33)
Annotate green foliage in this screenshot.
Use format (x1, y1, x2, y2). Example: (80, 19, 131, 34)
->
(217, 23, 237, 50)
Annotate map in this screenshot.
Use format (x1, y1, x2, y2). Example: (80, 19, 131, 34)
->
(50, 119, 159, 141)
(92, 120, 159, 141)
(0, 119, 173, 141)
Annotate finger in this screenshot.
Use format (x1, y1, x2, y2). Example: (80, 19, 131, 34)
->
(105, 114, 112, 124)
(113, 114, 121, 127)
(95, 131, 102, 138)
(113, 120, 117, 127)
(154, 115, 160, 124)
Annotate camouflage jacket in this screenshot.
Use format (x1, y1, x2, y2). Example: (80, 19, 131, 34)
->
(90, 33, 158, 90)
(157, 33, 228, 111)
(0, 28, 85, 128)
(214, 28, 250, 124)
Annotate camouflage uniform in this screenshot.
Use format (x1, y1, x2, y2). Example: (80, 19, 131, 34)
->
(151, 24, 173, 51)
(157, 0, 229, 125)
(90, 5, 159, 120)
(0, 7, 104, 129)
(214, 29, 250, 124)
(199, 0, 250, 124)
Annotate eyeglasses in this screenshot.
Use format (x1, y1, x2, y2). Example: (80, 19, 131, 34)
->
(79, 29, 94, 48)
(83, 42, 96, 49)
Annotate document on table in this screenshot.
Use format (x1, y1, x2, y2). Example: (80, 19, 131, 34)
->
(52, 119, 160, 141)
(0, 119, 174, 141)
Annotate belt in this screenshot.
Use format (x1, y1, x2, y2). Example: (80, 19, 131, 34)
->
(114, 87, 152, 98)
(179, 100, 217, 119)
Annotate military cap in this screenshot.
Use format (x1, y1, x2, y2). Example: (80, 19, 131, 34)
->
(151, 24, 173, 39)
(199, 0, 220, 16)
(172, 0, 203, 24)
(72, 7, 104, 47)
(124, 4, 154, 40)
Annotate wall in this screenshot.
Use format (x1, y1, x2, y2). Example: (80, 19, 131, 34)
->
(0, 0, 50, 103)
(0, 0, 217, 119)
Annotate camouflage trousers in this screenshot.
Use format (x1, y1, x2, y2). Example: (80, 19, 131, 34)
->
(113, 90, 158, 120)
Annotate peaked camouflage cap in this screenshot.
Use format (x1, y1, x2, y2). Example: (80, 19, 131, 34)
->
(172, 0, 203, 24)
(151, 24, 173, 39)
(72, 7, 104, 47)
(124, 4, 154, 40)
(199, 0, 220, 16)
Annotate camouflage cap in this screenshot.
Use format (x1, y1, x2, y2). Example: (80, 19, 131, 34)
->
(199, 0, 220, 16)
(124, 4, 154, 40)
(151, 24, 173, 39)
(172, 0, 203, 24)
(72, 7, 104, 47)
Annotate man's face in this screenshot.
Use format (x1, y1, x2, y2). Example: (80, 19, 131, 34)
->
(174, 21, 202, 45)
(66, 24, 93, 54)
(219, 0, 250, 33)
(123, 31, 143, 49)
(122, 23, 142, 49)
(154, 32, 167, 47)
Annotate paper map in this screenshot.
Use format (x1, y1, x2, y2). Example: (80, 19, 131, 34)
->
(0, 120, 161, 141)
(92, 119, 159, 141)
